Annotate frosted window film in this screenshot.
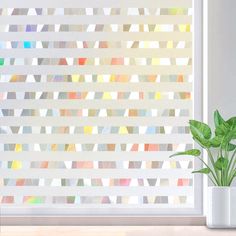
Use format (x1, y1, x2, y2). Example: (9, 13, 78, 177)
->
(0, 0, 194, 212)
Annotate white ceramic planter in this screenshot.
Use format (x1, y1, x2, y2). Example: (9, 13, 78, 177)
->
(207, 187, 236, 228)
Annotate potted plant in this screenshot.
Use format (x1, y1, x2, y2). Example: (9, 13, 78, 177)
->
(170, 110, 236, 228)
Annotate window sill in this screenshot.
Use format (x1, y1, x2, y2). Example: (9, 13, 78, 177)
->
(1, 216, 206, 226)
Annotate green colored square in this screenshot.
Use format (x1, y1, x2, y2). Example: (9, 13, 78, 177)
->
(0, 58, 4, 66)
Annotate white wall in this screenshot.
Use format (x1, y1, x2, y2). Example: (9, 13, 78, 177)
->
(207, 0, 236, 186)
(207, 0, 236, 121)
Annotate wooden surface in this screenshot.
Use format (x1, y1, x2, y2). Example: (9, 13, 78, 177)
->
(0, 226, 236, 236)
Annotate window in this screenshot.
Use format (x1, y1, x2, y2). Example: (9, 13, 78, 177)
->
(0, 0, 202, 216)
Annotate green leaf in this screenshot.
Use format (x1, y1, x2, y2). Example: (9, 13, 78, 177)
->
(215, 122, 230, 136)
(189, 120, 212, 148)
(214, 110, 225, 127)
(192, 168, 211, 174)
(221, 129, 236, 150)
(226, 117, 236, 128)
(215, 157, 228, 170)
(169, 149, 201, 158)
(231, 128, 236, 140)
(210, 136, 222, 147)
(190, 126, 211, 148)
(232, 130, 236, 140)
(189, 120, 212, 139)
(192, 136, 211, 149)
(227, 143, 236, 151)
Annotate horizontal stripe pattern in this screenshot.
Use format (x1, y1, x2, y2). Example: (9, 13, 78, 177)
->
(0, 100, 192, 108)
(1, 186, 193, 196)
(0, 0, 192, 8)
(0, 32, 192, 41)
(0, 151, 192, 161)
(0, 16, 192, 24)
(0, 134, 192, 143)
(0, 82, 192, 92)
(0, 0, 194, 211)
(0, 65, 192, 74)
(0, 169, 193, 178)
(0, 49, 192, 57)
(0, 117, 191, 126)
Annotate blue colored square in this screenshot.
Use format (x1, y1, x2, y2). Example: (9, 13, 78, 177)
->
(24, 41, 31, 48)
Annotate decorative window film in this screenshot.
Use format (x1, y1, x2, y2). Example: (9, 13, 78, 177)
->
(0, 0, 195, 214)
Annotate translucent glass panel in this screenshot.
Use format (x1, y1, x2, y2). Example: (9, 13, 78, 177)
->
(0, 0, 194, 212)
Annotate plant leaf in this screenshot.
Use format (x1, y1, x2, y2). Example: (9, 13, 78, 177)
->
(192, 168, 211, 174)
(214, 110, 225, 127)
(215, 122, 230, 136)
(190, 126, 211, 148)
(226, 117, 236, 128)
(189, 120, 212, 148)
(227, 143, 236, 151)
(210, 136, 222, 147)
(189, 120, 212, 139)
(215, 157, 228, 170)
(192, 137, 211, 149)
(169, 149, 201, 158)
(221, 129, 236, 150)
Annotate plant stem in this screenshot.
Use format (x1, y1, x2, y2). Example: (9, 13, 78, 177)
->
(229, 170, 236, 186)
(208, 174, 218, 186)
(196, 156, 219, 186)
(227, 148, 236, 184)
(221, 170, 223, 186)
(230, 148, 236, 171)
(220, 170, 223, 186)
(222, 169, 226, 186)
(226, 148, 236, 184)
(207, 148, 220, 184)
